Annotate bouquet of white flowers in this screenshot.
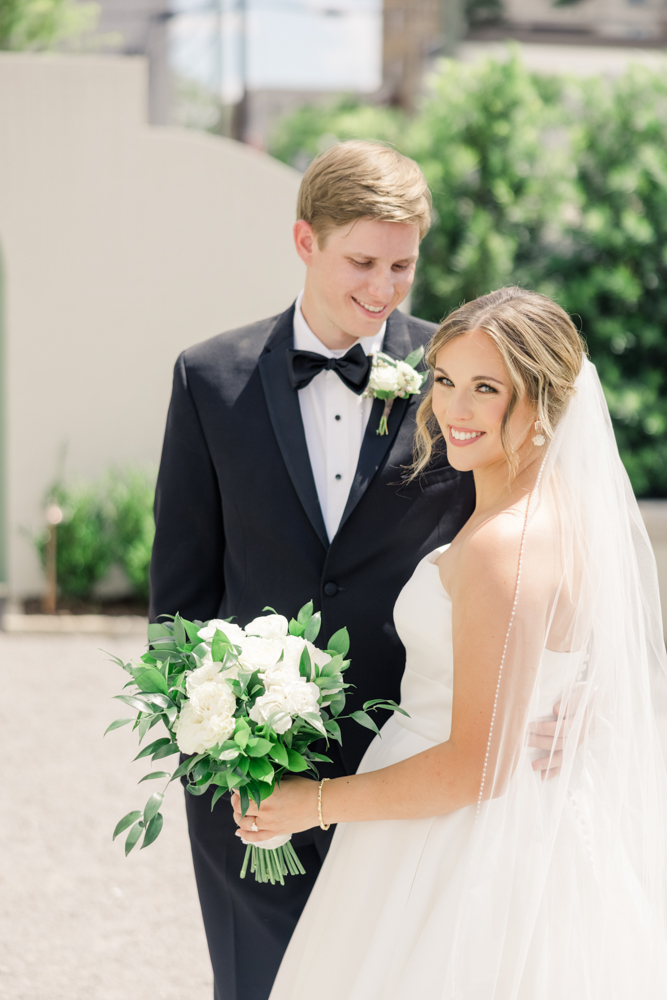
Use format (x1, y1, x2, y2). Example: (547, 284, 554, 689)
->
(364, 346, 429, 435)
(107, 601, 403, 885)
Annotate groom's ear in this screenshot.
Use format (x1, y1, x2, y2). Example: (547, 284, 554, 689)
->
(293, 220, 319, 267)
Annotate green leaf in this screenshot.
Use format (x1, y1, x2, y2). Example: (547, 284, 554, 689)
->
(328, 693, 346, 717)
(147, 623, 172, 642)
(289, 618, 305, 637)
(323, 719, 341, 742)
(138, 771, 170, 783)
(239, 786, 250, 817)
(113, 810, 142, 840)
(133, 666, 168, 695)
(170, 754, 204, 782)
(248, 757, 274, 783)
(304, 612, 321, 643)
(181, 618, 202, 643)
(151, 742, 180, 761)
(104, 717, 133, 736)
(286, 749, 309, 772)
(349, 710, 381, 736)
(125, 821, 144, 855)
(404, 345, 425, 369)
(327, 628, 350, 657)
(211, 629, 231, 662)
(246, 737, 273, 757)
(141, 812, 164, 848)
(297, 600, 313, 625)
(299, 647, 312, 679)
(269, 742, 289, 767)
(234, 722, 250, 750)
(211, 786, 227, 810)
(144, 792, 164, 824)
(173, 614, 187, 648)
(134, 737, 171, 761)
(307, 751, 333, 763)
(114, 693, 152, 713)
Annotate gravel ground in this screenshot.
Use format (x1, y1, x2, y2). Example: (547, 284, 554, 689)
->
(0, 632, 213, 1000)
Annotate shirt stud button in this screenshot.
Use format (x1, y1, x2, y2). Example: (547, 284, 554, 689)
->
(335, 474, 342, 480)
(335, 414, 341, 421)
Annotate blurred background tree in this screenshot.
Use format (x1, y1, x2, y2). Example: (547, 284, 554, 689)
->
(0, 0, 102, 50)
(269, 55, 667, 497)
(106, 469, 155, 603)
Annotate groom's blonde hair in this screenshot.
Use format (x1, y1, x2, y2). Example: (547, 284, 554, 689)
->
(296, 140, 432, 245)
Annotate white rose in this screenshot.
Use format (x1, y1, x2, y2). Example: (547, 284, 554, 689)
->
(305, 640, 332, 671)
(197, 620, 246, 645)
(238, 636, 283, 672)
(186, 661, 238, 697)
(371, 364, 400, 393)
(244, 613, 289, 639)
(248, 690, 293, 734)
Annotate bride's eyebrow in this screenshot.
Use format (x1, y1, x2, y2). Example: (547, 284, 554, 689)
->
(472, 375, 503, 384)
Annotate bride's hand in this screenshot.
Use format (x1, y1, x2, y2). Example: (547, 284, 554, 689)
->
(230, 778, 320, 842)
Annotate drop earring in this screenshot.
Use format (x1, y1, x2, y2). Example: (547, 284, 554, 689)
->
(532, 420, 546, 447)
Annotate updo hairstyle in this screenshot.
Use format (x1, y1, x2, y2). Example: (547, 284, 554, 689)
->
(413, 287, 586, 477)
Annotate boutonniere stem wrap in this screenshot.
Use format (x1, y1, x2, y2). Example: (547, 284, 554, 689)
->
(363, 346, 429, 435)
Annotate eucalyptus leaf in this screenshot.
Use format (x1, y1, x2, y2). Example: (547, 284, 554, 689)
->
(134, 737, 171, 761)
(349, 710, 381, 736)
(141, 812, 164, 848)
(114, 693, 152, 713)
(144, 792, 164, 824)
(138, 771, 170, 783)
(151, 742, 180, 761)
(113, 810, 142, 840)
(104, 717, 133, 736)
(125, 820, 144, 855)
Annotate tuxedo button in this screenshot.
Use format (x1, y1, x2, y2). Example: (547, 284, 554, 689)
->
(324, 582, 338, 597)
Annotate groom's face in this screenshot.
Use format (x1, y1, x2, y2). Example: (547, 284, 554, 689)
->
(295, 218, 420, 347)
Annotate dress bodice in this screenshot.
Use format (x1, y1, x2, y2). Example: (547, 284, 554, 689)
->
(393, 545, 583, 746)
(393, 545, 454, 744)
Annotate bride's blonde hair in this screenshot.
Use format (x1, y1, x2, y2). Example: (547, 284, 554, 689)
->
(413, 287, 586, 477)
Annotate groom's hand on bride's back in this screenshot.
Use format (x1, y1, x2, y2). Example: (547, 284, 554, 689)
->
(527, 697, 588, 781)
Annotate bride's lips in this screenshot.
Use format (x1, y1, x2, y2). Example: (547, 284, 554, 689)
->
(448, 426, 486, 447)
(351, 296, 388, 319)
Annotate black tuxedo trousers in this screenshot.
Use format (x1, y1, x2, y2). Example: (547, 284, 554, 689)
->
(150, 305, 475, 1000)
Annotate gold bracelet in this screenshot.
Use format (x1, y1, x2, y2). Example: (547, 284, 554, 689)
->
(317, 778, 330, 831)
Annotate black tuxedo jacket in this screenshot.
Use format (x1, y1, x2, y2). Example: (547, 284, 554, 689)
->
(150, 304, 475, 775)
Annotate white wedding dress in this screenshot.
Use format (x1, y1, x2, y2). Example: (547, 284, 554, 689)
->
(269, 543, 667, 999)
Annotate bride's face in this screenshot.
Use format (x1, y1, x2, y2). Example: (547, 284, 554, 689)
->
(431, 329, 535, 474)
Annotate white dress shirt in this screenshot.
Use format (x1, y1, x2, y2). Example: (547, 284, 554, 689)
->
(293, 290, 386, 541)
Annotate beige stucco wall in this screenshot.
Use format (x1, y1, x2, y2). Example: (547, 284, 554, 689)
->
(0, 53, 304, 597)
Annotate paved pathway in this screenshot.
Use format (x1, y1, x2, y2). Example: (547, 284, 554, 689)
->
(0, 632, 213, 1000)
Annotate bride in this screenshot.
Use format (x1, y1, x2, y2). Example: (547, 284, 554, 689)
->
(232, 287, 667, 998)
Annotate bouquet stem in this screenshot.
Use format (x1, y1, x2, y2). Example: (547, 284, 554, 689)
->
(240, 841, 306, 885)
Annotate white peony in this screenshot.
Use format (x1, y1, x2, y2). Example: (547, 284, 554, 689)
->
(244, 613, 289, 639)
(238, 636, 283, 672)
(197, 620, 246, 645)
(306, 640, 332, 671)
(174, 680, 237, 754)
(282, 679, 321, 717)
(186, 661, 238, 697)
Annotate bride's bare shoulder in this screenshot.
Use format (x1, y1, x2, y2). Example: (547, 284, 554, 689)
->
(453, 507, 529, 605)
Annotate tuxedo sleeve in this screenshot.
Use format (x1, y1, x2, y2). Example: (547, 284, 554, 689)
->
(149, 352, 225, 624)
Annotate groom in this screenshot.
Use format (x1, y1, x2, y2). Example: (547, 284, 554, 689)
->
(149, 141, 476, 1000)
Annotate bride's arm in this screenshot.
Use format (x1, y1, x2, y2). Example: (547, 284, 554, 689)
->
(233, 520, 530, 840)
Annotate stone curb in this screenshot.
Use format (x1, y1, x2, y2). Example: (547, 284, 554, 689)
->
(2, 613, 148, 636)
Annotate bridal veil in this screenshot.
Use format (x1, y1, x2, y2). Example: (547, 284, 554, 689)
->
(445, 356, 667, 997)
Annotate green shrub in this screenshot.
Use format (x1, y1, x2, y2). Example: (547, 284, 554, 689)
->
(106, 468, 155, 601)
(37, 468, 155, 602)
(38, 481, 113, 599)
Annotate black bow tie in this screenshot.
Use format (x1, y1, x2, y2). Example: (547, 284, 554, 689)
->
(286, 343, 372, 395)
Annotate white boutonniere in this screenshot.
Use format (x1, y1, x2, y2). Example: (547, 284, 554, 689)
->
(364, 347, 429, 435)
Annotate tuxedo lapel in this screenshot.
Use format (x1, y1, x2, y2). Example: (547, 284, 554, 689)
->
(338, 310, 416, 532)
(258, 307, 329, 550)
